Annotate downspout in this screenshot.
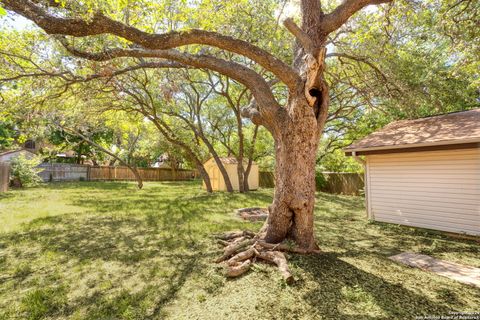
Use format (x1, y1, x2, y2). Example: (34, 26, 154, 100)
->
(352, 151, 371, 219)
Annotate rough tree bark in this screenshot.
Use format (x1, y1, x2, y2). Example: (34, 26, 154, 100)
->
(2, 0, 393, 278)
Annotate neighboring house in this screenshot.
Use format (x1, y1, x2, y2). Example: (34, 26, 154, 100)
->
(203, 157, 259, 191)
(152, 162, 171, 169)
(55, 150, 87, 163)
(345, 109, 480, 236)
(0, 149, 36, 163)
(152, 153, 171, 168)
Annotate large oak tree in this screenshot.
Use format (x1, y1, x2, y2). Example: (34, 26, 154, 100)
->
(1, 0, 393, 254)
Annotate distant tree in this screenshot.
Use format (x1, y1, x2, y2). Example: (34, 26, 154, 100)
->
(0, 119, 17, 150)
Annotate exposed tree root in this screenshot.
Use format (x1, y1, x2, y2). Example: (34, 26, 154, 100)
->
(215, 230, 321, 284)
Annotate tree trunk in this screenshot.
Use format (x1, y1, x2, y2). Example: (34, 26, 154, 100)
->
(236, 110, 245, 193)
(191, 127, 234, 192)
(196, 163, 213, 193)
(191, 107, 235, 193)
(236, 160, 245, 193)
(264, 97, 320, 250)
(209, 153, 234, 193)
(243, 124, 259, 192)
(128, 165, 144, 189)
(243, 161, 251, 192)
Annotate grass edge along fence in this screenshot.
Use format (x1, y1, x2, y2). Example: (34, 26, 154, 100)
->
(38, 163, 196, 182)
(259, 171, 364, 196)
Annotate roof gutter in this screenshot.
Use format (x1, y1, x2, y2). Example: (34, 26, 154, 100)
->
(351, 151, 366, 166)
(344, 137, 480, 155)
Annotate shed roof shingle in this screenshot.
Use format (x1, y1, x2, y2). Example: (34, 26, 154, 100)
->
(345, 109, 480, 152)
(0, 149, 35, 157)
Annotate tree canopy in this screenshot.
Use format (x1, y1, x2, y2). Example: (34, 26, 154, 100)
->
(0, 0, 478, 261)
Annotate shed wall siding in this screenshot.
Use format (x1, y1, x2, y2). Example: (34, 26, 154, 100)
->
(367, 148, 480, 235)
(202, 160, 259, 191)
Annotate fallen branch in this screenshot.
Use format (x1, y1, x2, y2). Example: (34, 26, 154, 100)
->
(227, 247, 256, 265)
(226, 259, 252, 277)
(215, 229, 321, 284)
(256, 241, 322, 255)
(256, 250, 294, 284)
(215, 238, 255, 263)
(215, 230, 256, 241)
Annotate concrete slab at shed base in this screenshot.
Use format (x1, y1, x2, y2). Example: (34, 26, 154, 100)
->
(390, 252, 480, 288)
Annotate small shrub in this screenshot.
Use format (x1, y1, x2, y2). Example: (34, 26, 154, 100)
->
(315, 172, 327, 190)
(10, 154, 43, 187)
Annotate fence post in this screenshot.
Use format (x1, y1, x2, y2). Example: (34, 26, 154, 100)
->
(0, 163, 10, 192)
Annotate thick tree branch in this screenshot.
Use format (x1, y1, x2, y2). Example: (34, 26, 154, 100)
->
(0, 60, 187, 84)
(320, 0, 393, 35)
(74, 61, 188, 83)
(283, 18, 315, 54)
(1, 0, 301, 90)
(58, 42, 280, 129)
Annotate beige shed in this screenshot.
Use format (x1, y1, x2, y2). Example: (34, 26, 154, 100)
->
(202, 157, 259, 191)
(345, 109, 480, 236)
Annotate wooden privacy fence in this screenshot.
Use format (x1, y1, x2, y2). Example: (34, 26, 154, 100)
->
(38, 163, 88, 182)
(38, 163, 196, 182)
(259, 171, 275, 189)
(0, 163, 9, 192)
(259, 171, 364, 196)
(319, 172, 364, 196)
(89, 166, 195, 181)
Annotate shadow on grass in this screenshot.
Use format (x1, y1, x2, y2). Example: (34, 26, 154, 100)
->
(3, 182, 478, 319)
(0, 212, 212, 319)
(290, 253, 453, 319)
(2, 213, 205, 264)
(69, 252, 201, 320)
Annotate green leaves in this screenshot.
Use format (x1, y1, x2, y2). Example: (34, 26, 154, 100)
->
(0, 6, 6, 16)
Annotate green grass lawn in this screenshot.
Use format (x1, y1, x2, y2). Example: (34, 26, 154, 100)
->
(0, 181, 478, 320)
